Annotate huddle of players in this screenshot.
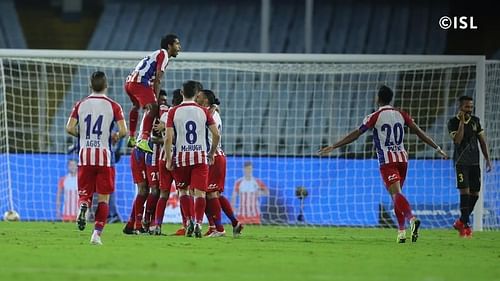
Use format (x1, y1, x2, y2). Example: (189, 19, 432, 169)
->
(122, 84, 243, 238)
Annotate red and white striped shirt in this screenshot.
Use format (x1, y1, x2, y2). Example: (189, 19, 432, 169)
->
(359, 105, 413, 165)
(69, 93, 125, 167)
(234, 177, 267, 218)
(166, 101, 215, 167)
(126, 49, 169, 87)
(58, 174, 78, 220)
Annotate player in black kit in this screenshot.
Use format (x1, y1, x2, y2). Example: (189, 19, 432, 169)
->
(448, 96, 492, 238)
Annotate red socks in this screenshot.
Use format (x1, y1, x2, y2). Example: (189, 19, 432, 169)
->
(145, 193, 159, 224)
(393, 193, 413, 230)
(207, 197, 224, 232)
(154, 197, 167, 226)
(180, 195, 193, 224)
(194, 197, 206, 224)
(129, 107, 139, 137)
(134, 194, 147, 229)
(94, 202, 109, 232)
(126, 199, 136, 229)
(219, 195, 238, 227)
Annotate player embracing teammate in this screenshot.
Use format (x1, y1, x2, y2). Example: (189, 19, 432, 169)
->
(195, 89, 243, 237)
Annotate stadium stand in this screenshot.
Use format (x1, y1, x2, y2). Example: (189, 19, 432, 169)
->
(45, 0, 459, 156)
(0, 0, 27, 48)
(86, 0, 448, 54)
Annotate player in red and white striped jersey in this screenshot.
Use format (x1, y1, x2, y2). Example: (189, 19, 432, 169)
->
(149, 89, 182, 235)
(66, 71, 127, 245)
(142, 90, 169, 231)
(125, 34, 181, 153)
(231, 161, 269, 225)
(56, 159, 78, 221)
(318, 85, 447, 243)
(165, 81, 220, 238)
(123, 91, 168, 235)
(195, 89, 243, 237)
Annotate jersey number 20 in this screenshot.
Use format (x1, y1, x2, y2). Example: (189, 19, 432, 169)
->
(381, 122, 403, 146)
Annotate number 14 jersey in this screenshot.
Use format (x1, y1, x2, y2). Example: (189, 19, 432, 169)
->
(359, 105, 413, 165)
(69, 93, 124, 167)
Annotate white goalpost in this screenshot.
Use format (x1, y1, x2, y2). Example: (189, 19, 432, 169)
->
(0, 49, 498, 230)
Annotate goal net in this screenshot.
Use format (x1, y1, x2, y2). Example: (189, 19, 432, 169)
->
(0, 51, 498, 230)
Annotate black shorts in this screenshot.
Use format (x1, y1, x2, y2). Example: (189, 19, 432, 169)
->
(455, 165, 481, 192)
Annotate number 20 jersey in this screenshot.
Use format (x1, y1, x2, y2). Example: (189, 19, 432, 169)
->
(358, 105, 413, 165)
(166, 101, 215, 167)
(70, 93, 125, 167)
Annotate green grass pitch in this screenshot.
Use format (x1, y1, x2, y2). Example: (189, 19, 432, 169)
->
(1, 222, 499, 281)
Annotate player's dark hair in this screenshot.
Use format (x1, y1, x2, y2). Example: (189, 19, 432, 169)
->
(244, 161, 252, 168)
(159, 89, 167, 98)
(459, 95, 473, 105)
(172, 89, 182, 106)
(161, 34, 179, 50)
(378, 85, 393, 105)
(182, 80, 202, 99)
(202, 90, 220, 106)
(90, 71, 107, 92)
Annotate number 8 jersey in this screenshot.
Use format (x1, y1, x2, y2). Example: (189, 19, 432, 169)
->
(69, 93, 125, 167)
(166, 101, 215, 167)
(359, 105, 413, 165)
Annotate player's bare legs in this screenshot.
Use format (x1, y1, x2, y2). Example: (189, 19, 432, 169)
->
(136, 103, 158, 153)
(388, 182, 419, 243)
(90, 193, 110, 245)
(127, 103, 140, 147)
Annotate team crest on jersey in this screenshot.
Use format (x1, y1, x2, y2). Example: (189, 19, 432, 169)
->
(472, 123, 477, 132)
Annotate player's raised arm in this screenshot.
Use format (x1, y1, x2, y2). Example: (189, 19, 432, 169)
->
(318, 129, 363, 156)
(407, 122, 448, 159)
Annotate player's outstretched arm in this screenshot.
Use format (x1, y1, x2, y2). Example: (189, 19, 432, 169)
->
(408, 122, 448, 159)
(65, 117, 79, 137)
(478, 133, 492, 172)
(318, 129, 363, 156)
